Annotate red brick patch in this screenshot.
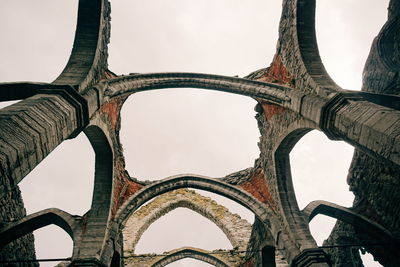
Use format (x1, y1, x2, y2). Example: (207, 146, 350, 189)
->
(262, 102, 287, 120)
(256, 55, 294, 87)
(99, 96, 126, 130)
(239, 169, 277, 212)
(111, 159, 143, 218)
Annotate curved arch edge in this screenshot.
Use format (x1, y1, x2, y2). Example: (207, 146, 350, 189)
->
(302, 200, 399, 244)
(123, 189, 252, 253)
(52, 0, 111, 92)
(150, 247, 231, 267)
(0, 208, 77, 250)
(114, 174, 276, 229)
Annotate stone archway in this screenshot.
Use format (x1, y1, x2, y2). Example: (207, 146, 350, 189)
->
(0, 208, 77, 249)
(122, 189, 252, 254)
(125, 247, 232, 267)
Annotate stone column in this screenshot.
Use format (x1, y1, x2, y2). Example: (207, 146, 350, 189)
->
(0, 86, 89, 196)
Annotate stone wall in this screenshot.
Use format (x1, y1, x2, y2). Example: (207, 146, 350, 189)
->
(329, 1, 400, 265)
(245, 218, 289, 267)
(0, 187, 38, 266)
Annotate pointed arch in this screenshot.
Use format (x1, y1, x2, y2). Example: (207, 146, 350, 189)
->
(151, 247, 230, 267)
(123, 189, 252, 253)
(302, 200, 398, 246)
(115, 174, 277, 233)
(0, 208, 77, 249)
(52, 0, 111, 91)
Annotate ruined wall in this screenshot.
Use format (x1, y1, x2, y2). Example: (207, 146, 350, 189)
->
(0, 187, 37, 266)
(333, 1, 400, 265)
(0, 92, 85, 266)
(1, 0, 399, 266)
(244, 218, 289, 267)
(322, 222, 363, 267)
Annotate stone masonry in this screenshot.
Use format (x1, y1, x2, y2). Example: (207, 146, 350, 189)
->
(0, 0, 399, 266)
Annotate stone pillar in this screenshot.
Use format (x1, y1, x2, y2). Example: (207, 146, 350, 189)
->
(318, 93, 400, 167)
(0, 86, 89, 196)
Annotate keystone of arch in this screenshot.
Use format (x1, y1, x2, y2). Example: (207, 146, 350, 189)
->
(0, 208, 77, 250)
(123, 189, 252, 254)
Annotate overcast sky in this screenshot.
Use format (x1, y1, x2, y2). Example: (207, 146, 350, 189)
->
(0, 0, 390, 266)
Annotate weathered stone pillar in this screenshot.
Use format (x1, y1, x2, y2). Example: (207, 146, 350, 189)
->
(0, 87, 89, 196)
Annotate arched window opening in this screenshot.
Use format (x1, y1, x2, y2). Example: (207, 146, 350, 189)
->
(33, 225, 73, 267)
(134, 208, 232, 254)
(166, 258, 214, 267)
(109, 0, 280, 76)
(316, 1, 388, 90)
(0, 0, 77, 82)
(19, 133, 95, 216)
(121, 89, 259, 181)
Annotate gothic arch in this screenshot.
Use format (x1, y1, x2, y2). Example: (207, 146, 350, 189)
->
(274, 126, 313, 217)
(302, 200, 398, 245)
(294, 0, 340, 93)
(150, 247, 230, 267)
(123, 189, 252, 254)
(114, 174, 302, 263)
(124, 247, 235, 267)
(83, 124, 113, 217)
(52, 0, 110, 91)
(115, 174, 277, 232)
(72, 123, 115, 261)
(0, 208, 76, 249)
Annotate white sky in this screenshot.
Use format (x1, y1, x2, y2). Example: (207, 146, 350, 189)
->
(0, 0, 389, 266)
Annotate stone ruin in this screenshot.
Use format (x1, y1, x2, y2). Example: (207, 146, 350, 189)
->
(0, 0, 399, 266)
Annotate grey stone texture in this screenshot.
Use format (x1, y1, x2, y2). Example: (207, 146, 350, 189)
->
(1, 0, 399, 266)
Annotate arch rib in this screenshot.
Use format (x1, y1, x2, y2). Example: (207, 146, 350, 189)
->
(123, 189, 252, 253)
(150, 247, 230, 267)
(295, 0, 341, 93)
(0, 208, 77, 250)
(102, 72, 292, 105)
(302, 200, 398, 244)
(115, 174, 279, 235)
(52, 0, 110, 91)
